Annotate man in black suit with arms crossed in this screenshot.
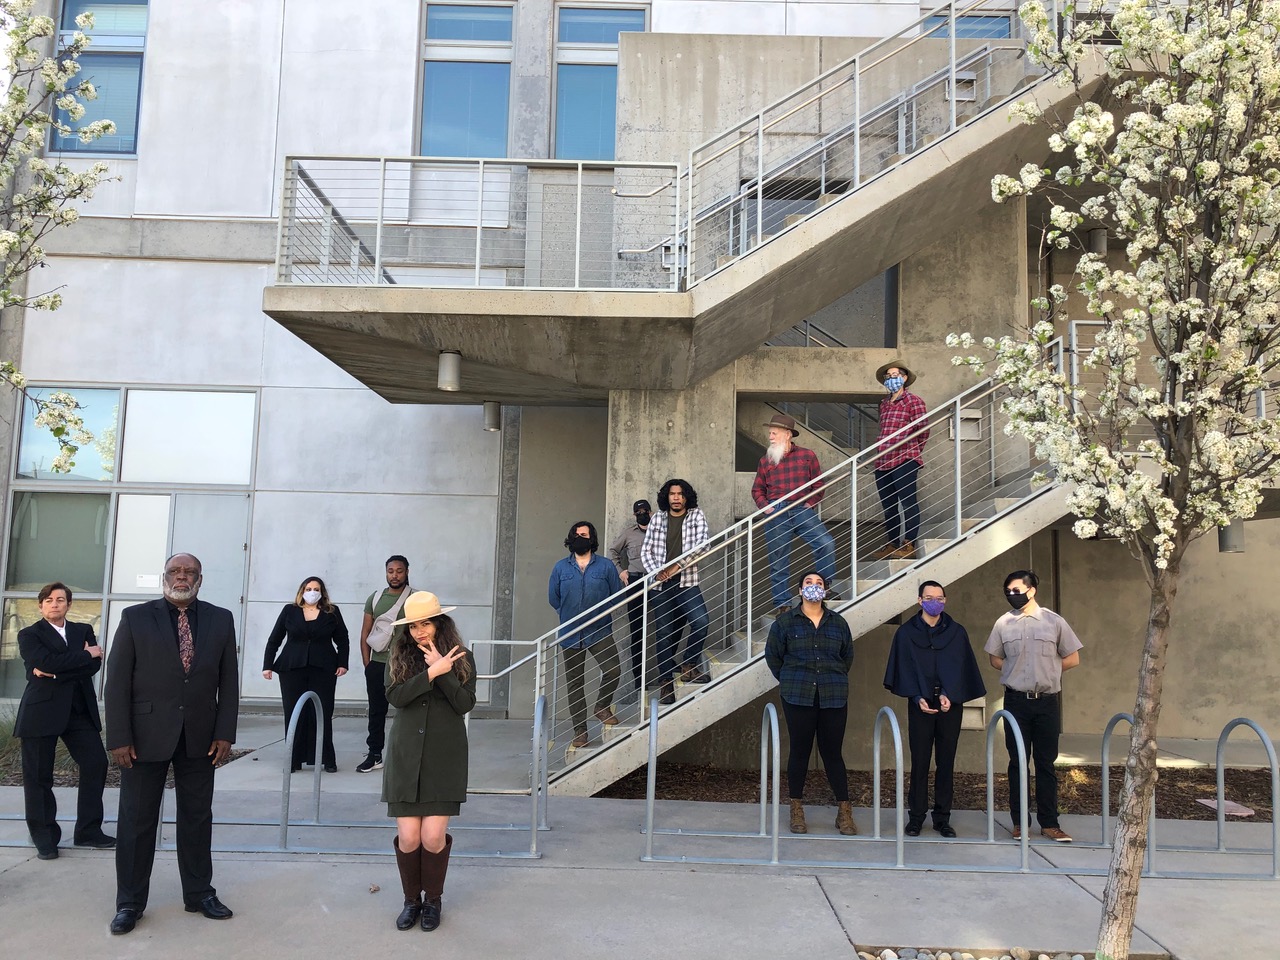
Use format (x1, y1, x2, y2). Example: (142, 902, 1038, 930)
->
(15, 581, 114, 859)
(106, 552, 239, 935)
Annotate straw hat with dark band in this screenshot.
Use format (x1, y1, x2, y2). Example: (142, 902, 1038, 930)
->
(391, 591, 457, 625)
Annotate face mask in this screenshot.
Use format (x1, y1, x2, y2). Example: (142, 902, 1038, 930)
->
(635, 511, 650, 526)
(570, 535, 593, 555)
(884, 376, 905, 393)
(302, 589, 321, 605)
(920, 598, 945, 617)
(1007, 591, 1031, 609)
(800, 583, 826, 603)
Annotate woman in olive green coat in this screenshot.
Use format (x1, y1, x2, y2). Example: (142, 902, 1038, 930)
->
(382, 591, 476, 933)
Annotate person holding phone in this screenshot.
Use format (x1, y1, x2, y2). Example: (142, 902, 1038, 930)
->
(382, 591, 476, 933)
(884, 580, 986, 838)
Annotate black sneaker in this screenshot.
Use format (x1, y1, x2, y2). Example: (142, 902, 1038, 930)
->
(355, 753, 383, 773)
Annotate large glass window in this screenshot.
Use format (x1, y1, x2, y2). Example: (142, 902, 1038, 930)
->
(52, 0, 148, 154)
(922, 14, 1013, 38)
(15, 386, 120, 481)
(553, 7, 645, 161)
(7, 491, 110, 593)
(420, 4, 513, 157)
(120, 391, 256, 484)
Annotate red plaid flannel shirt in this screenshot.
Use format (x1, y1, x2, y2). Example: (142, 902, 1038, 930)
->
(876, 391, 929, 470)
(752, 444, 824, 508)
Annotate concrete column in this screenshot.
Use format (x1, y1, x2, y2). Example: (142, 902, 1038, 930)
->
(604, 365, 737, 543)
(511, 0, 554, 159)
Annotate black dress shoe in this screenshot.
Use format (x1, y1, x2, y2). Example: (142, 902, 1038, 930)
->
(185, 895, 234, 919)
(36, 846, 59, 860)
(904, 821, 922, 837)
(935, 822, 957, 839)
(110, 908, 142, 935)
(75, 834, 116, 849)
(323, 763, 337, 773)
(420, 896, 442, 931)
(395, 899, 421, 931)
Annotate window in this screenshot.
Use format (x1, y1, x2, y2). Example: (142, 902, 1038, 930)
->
(922, 14, 1013, 39)
(16, 387, 120, 481)
(420, 4, 513, 157)
(120, 391, 257, 484)
(52, 0, 148, 154)
(554, 7, 646, 161)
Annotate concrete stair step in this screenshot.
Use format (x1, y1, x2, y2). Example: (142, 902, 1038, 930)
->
(817, 192, 844, 208)
(966, 497, 1023, 518)
(784, 213, 808, 227)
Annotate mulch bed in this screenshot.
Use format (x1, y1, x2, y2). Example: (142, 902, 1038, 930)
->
(0, 751, 253, 790)
(596, 763, 1275, 822)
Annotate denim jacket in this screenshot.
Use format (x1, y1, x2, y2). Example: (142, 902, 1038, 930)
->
(548, 553, 624, 649)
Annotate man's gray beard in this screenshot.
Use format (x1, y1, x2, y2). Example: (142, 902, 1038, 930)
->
(766, 440, 786, 465)
(164, 584, 198, 603)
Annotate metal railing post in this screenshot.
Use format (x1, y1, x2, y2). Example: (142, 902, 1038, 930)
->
(530, 695, 546, 855)
(374, 157, 386, 283)
(1100, 712, 1135, 843)
(755, 113, 764, 246)
(948, 0, 958, 130)
(643, 697, 660, 861)
(686, 149, 695, 284)
(871, 706, 905, 866)
(852, 60, 861, 185)
(848, 461, 859, 600)
(760, 702, 781, 863)
(574, 162, 584, 288)
(953, 397, 963, 538)
(671, 165, 682, 291)
(474, 159, 485, 285)
(279, 691, 323, 851)
(986, 709, 1030, 871)
(746, 516, 755, 642)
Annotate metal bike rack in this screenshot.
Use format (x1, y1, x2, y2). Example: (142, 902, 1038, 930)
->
(1215, 717, 1280, 879)
(870, 705, 906, 867)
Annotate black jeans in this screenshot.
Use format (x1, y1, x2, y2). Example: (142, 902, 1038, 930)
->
(21, 710, 108, 849)
(781, 698, 850, 802)
(874, 461, 921, 545)
(907, 698, 963, 824)
(364, 659, 389, 755)
(279, 665, 338, 768)
(1003, 689, 1062, 829)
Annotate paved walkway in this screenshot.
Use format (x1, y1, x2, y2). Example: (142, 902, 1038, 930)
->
(0, 716, 1275, 959)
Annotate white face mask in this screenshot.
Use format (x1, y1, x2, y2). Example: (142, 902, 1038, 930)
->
(302, 589, 321, 605)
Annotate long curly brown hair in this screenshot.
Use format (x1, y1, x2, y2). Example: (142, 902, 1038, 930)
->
(388, 614, 472, 685)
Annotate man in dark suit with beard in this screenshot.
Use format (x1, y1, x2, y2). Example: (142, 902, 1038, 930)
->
(15, 581, 114, 859)
(105, 552, 239, 935)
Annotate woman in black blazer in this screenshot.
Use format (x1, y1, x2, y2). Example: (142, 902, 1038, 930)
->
(262, 576, 349, 772)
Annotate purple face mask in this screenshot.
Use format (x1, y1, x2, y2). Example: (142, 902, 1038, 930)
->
(920, 598, 946, 617)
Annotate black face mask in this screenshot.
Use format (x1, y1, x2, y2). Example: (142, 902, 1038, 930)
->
(1006, 591, 1031, 609)
(570, 535, 593, 555)
(635, 511, 650, 526)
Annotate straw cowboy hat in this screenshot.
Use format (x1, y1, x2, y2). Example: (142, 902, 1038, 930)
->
(762, 412, 800, 437)
(875, 359, 917, 388)
(392, 591, 457, 625)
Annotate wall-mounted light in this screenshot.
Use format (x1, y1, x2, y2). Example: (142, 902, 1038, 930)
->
(1218, 518, 1244, 553)
(1088, 228, 1107, 255)
(437, 350, 461, 392)
(482, 401, 501, 432)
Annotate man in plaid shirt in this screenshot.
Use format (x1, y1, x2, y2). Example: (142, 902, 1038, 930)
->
(641, 479, 712, 704)
(873, 360, 929, 560)
(752, 414, 838, 616)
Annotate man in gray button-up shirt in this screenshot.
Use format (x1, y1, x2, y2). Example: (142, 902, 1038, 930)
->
(984, 570, 1082, 842)
(608, 500, 652, 699)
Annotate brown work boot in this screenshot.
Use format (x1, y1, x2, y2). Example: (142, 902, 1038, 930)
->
(594, 706, 619, 726)
(871, 541, 899, 560)
(1041, 826, 1073, 843)
(570, 730, 590, 748)
(835, 801, 857, 836)
(789, 798, 808, 834)
(890, 540, 917, 560)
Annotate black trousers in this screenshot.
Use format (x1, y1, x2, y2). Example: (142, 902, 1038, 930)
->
(115, 731, 217, 911)
(364, 659, 389, 755)
(624, 586, 646, 684)
(21, 710, 108, 850)
(781, 698, 850, 802)
(1003, 690, 1062, 829)
(907, 699, 963, 824)
(279, 666, 337, 768)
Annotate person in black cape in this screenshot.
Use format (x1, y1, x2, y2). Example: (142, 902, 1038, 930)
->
(883, 580, 985, 838)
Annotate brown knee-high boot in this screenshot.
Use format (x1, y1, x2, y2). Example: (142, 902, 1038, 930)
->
(393, 837, 422, 931)
(419, 834, 452, 931)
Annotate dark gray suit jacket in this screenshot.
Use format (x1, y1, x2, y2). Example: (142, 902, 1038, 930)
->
(14, 619, 102, 738)
(105, 597, 239, 761)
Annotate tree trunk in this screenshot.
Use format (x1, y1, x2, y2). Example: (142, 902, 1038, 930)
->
(1095, 560, 1181, 960)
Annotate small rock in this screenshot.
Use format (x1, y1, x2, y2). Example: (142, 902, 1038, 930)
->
(901, 950, 918, 960)
(1012, 950, 1031, 960)
(880, 951, 898, 960)
(1071, 956, 1086, 960)
(938, 954, 952, 960)
(1054, 954, 1072, 960)
(919, 952, 935, 960)
(368, 883, 380, 893)
(858, 954, 876, 960)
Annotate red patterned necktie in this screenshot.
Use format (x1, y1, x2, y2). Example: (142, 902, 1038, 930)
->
(178, 609, 194, 673)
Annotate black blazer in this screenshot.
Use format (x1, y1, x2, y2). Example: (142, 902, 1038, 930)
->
(13, 619, 102, 738)
(262, 605, 350, 672)
(105, 598, 239, 762)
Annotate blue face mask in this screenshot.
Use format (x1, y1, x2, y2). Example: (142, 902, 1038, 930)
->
(800, 583, 827, 603)
(920, 598, 945, 617)
(884, 376, 905, 393)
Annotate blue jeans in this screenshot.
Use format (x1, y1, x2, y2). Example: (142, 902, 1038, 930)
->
(763, 503, 837, 606)
(653, 585, 710, 683)
(875, 461, 921, 545)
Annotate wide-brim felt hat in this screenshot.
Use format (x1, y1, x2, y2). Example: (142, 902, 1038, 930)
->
(392, 591, 457, 625)
(762, 412, 800, 437)
(875, 359, 917, 388)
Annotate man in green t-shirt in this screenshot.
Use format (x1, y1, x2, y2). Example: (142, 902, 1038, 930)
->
(356, 555, 410, 773)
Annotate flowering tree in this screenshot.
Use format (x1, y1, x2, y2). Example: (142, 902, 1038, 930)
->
(2, 0, 114, 472)
(951, 0, 1280, 956)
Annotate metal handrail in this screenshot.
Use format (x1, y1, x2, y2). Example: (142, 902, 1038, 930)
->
(290, 163, 396, 286)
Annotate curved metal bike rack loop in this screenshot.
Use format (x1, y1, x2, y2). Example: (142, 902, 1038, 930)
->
(871, 705, 906, 868)
(279, 691, 324, 850)
(985, 708, 1030, 873)
(1215, 717, 1280, 879)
